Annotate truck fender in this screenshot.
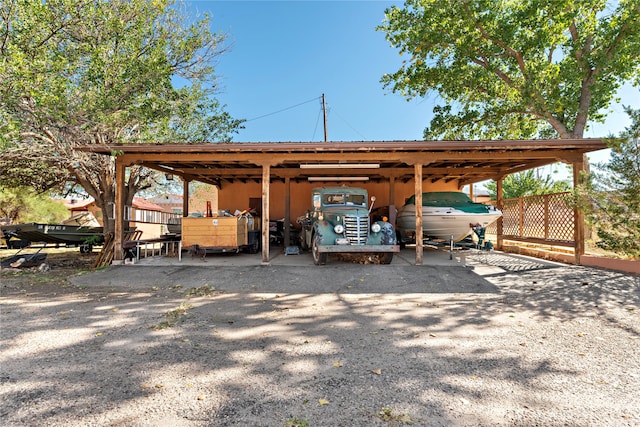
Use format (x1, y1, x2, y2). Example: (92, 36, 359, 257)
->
(313, 221, 334, 243)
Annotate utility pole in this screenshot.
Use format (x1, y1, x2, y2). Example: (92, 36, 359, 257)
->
(322, 93, 328, 142)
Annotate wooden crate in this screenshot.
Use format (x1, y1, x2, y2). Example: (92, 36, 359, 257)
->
(182, 216, 248, 249)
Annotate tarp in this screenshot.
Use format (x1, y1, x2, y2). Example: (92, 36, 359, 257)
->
(404, 192, 491, 214)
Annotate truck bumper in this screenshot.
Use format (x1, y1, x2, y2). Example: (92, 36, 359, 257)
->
(317, 244, 400, 253)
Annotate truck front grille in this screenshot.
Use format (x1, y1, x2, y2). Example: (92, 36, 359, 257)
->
(344, 215, 369, 245)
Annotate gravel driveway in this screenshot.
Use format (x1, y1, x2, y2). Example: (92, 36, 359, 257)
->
(1, 251, 639, 426)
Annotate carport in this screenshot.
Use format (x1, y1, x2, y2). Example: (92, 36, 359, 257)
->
(78, 139, 607, 265)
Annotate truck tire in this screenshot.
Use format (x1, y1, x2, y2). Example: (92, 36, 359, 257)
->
(312, 234, 327, 265)
(378, 252, 394, 264)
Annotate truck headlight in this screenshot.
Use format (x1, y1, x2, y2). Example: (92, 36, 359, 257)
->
(371, 223, 381, 233)
(334, 224, 344, 234)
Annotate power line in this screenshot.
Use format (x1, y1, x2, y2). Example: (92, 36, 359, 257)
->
(330, 108, 368, 140)
(246, 96, 321, 122)
(312, 106, 323, 141)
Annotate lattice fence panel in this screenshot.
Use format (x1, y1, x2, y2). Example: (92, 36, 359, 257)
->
(501, 198, 522, 236)
(546, 193, 575, 241)
(523, 195, 546, 238)
(498, 192, 574, 244)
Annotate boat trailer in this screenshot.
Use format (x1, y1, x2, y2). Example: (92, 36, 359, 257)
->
(1, 245, 48, 269)
(423, 224, 494, 260)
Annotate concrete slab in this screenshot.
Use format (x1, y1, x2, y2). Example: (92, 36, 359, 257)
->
(130, 245, 565, 270)
(131, 246, 466, 267)
(73, 246, 568, 295)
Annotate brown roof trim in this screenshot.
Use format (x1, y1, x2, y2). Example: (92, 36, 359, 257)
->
(76, 138, 608, 154)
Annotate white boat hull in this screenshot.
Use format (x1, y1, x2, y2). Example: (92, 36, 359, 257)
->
(396, 205, 502, 242)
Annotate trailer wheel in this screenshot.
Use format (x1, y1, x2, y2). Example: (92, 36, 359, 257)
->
(248, 240, 259, 254)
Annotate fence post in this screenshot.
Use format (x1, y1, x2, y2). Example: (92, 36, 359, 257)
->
(518, 197, 524, 237)
(496, 178, 504, 250)
(544, 194, 550, 240)
(573, 156, 588, 264)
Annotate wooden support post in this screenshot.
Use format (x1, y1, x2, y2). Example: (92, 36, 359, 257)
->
(284, 177, 291, 247)
(388, 176, 397, 226)
(414, 164, 423, 265)
(114, 159, 125, 263)
(261, 164, 271, 264)
(573, 155, 587, 265)
(496, 178, 504, 250)
(518, 197, 524, 236)
(182, 179, 190, 217)
(544, 194, 550, 239)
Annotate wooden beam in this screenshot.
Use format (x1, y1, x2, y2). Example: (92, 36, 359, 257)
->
(496, 178, 504, 250)
(388, 176, 396, 225)
(182, 179, 189, 217)
(164, 166, 507, 178)
(117, 149, 586, 166)
(414, 164, 423, 265)
(77, 139, 607, 156)
(261, 164, 270, 265)
(114, 158, 125, 263)
(284, 177, 291, 247)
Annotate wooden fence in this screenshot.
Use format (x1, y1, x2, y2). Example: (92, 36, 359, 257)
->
(487, 192, 576, 247)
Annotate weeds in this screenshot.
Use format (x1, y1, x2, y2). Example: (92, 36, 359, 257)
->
(375, 406, 413, 424)
(186, 285, 216, 297)
(151, 302, 193, 330)
(284, 418, 309, 427)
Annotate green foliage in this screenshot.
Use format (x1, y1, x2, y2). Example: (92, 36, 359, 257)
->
(284, 418, 309, 427)
(0, 0, 244, 232)
(573, 108, 640, 258)
(378, 0, 640, 139)
(486, 168, 571, 199)
(141, 84, 245, 143)
(0, 187, 68, 223)
(0, 155, 69, 193)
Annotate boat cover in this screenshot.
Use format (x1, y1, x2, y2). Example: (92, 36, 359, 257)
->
(403, 192, 491, 214)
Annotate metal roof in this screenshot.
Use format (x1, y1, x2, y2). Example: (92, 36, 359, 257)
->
(78, 139, 607, 186)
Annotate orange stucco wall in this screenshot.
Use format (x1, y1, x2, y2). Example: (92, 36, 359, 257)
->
(214, 180, 459, 225)
(132, 222, 164, 239)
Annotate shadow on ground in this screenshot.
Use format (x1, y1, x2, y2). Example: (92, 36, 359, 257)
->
(1, 251, 638, 426)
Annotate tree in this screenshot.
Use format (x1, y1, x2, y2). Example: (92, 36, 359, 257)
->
(378, 0, 640, 139)
(0, 0, 244, 234)
(0, 187, 68, 224)
(485, 168, 571, 199)
(573, 108, 640, 258)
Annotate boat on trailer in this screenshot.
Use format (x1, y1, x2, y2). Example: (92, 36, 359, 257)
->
(0, 222, 104, 247)
(396, 191, 502, 242)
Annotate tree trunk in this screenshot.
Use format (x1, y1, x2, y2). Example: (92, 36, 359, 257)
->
(71, 152, 137, 237)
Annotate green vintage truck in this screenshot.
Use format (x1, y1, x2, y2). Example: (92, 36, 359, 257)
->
(299, 186, 399, 265)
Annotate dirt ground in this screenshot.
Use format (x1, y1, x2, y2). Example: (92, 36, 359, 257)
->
(1, 248, 639, 427)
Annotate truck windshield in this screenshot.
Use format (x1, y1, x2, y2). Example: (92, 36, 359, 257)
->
(323, 193, 366, 206)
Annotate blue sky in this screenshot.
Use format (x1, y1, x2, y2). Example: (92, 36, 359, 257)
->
(188, 1, 638, 164)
